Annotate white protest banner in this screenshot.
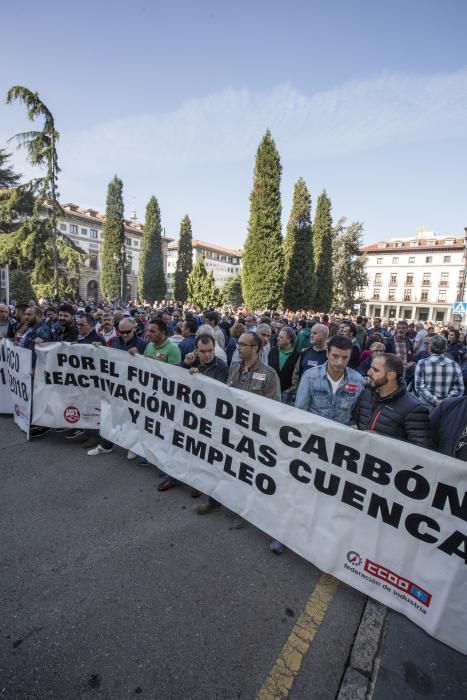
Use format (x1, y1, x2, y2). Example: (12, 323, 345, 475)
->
(33, 343, 107, 428)
(0, 340, 13, 414)
(3, 339, 32, 436)
(32, 343, 467, 654)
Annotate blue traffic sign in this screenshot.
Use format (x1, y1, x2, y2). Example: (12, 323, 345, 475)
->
(453, 302, 467, 314)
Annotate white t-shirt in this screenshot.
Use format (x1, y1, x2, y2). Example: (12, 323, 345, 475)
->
(327, 373, 344, 394)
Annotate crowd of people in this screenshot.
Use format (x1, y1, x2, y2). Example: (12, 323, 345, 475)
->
(1, 297, 466, 554)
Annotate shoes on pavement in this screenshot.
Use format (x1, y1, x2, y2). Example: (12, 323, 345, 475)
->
(270, 539, 286, 555)
(232, 515, 246, 529)
(190, 489, 201, 498)
(87, 445, 113, 456)
(30, 426, 51, 438)
(65, 429, 86, 440)
(80, 438, 99, 449)
(127, 450, 137, 460)
(54, 428, 67, 433)
(196, 503, 222, 515)
(138, 458, 149, 465)
(157, 478, 178, 492)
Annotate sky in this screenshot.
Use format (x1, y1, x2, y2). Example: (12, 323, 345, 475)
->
(1, 0, 466, 249)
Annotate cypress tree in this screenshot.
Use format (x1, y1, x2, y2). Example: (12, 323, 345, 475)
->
(100, 175, 126, 301)
(173, 214, 193, 301)
(283, 178, 314, 311)
(138, 195, 166, 303)
(312, 190, 333, 311)
(242, 130, 284, 310)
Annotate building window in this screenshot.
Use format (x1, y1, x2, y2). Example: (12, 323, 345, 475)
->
(421, 290, 429, 302)
(133, 240, 138, 246)
(422, 273, 431, 286)
(81, 228, 88, 236)
(408, 256, 415, 263)
(89, 253, 98, 271)
(90, 229, 98, 239)
(410, 241, 418, 247)
(390, 273, 397, 285)
(376, 257, 383, 265)
(70, 224, 78, 234)
(374, 273, 382, 285)
(392, 257, 399, 264)
(388, 288, 396, 301)
(440, 272, 449, 287)
(404, 289, 412, 301)
(438, 290, 447, 303)
(405, 274, 414, 286)
(372, 289, 380, 300)
(60, 223, 67, 231)
(425, 256, 432, 263)
(443, 256, 451, 263)
(125, 237, 131, 246)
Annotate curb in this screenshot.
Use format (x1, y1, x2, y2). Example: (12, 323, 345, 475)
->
(337, 599, 388, 699)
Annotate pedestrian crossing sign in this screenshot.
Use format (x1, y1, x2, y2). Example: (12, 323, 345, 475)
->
(453, 302, 467, 314)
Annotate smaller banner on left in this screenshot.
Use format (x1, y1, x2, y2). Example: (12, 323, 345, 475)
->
(0, 339, 33, 436)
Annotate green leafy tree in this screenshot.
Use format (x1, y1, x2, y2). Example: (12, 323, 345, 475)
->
(312, 190, 333, 311)
(221, 273, 243, 307)
(138, 196, 166, 303)
(173, 214, 193, 301)
(332, 219, 368, 311)
(100, 176, 126, 301)
(187, 255, 221, 307)
(283, 178, 314, 311)
(0, 87, 85, 297)
(242, 130, 284, 309)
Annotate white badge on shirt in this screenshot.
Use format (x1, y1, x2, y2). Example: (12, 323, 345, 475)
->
(253, 372, 266, 381)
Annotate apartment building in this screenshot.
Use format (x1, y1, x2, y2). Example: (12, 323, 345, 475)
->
(57, 203, 173, 301)
(166, 239, 242, 297)
(361, 229, 466, 323)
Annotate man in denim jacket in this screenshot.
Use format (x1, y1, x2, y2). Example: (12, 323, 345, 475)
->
(294, 335, 363, 425)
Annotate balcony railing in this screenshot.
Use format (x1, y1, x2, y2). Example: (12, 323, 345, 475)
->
(439, 281, 449, 287)
(421, 281, 431, 286)
(405, 280, 414, 286)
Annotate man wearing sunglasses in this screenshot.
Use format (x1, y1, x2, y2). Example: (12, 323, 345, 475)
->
(110, 318, 147, 355)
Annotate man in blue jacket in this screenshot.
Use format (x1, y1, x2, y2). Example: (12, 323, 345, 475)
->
(295, 335, 364, 425)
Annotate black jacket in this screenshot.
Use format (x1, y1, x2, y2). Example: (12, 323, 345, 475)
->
(430, 396, 467, 457)
(268, 346, 300, 391)
(180, 356, 228, 384)
(352, 381, 433, 448)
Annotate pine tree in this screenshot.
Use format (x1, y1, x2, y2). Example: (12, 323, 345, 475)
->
(0, 148, 20, 188)
(283, 178, 314, 311)
(332, 219, 368, 311)
(242, 130, 284, 310)
(312, 190, 333, 311)
(100, 176, 126, 301)
(138, 196, 166, 303)
(221, 273, 243, 307)
(0, 87, 85, 297)
(0, 149, 34, 235)
(173, 214, 193, 301)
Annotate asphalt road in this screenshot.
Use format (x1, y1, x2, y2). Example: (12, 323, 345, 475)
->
(0, 417, 365, 699)
(2, 417, 466, 699)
